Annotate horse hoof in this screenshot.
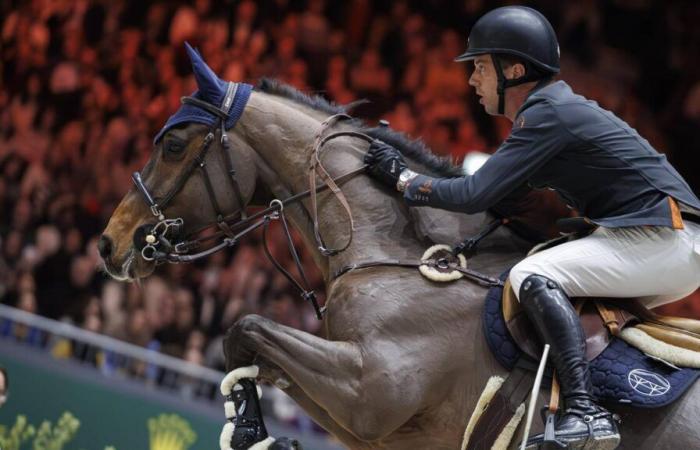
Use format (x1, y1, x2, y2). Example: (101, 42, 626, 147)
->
(269, 437, 303, 450)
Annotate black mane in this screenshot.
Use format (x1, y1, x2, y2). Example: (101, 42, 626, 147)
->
(257, 78, 348, 116)
(256, 78, 462, 177)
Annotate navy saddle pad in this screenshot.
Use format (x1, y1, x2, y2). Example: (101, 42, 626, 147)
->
(483, 272, 700, 408)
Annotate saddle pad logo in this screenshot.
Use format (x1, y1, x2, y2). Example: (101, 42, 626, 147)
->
(628, 369, 671, 396)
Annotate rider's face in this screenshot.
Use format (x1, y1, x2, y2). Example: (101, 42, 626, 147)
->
(469, 55, 499, 115)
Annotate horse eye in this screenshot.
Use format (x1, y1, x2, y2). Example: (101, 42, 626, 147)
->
(165, 141, 185, 154)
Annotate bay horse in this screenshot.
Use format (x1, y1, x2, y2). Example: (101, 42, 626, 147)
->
(99, 55, 700, 449)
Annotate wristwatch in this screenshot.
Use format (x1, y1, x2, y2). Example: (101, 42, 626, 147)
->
(396, 169, 418, 192)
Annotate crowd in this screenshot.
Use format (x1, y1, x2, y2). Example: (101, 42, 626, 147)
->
(1, 0, 699, 416)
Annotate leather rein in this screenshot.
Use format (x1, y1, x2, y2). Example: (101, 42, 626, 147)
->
(131, 86, 503, 320)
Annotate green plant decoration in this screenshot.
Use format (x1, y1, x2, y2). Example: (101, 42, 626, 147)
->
(0, 415, 36, 450)
(32, 411, 80, 450)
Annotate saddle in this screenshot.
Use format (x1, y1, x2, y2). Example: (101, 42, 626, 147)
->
(500, 214, 700, 366)
(500, 278, 700, 364)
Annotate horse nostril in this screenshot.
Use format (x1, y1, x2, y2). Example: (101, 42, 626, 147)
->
(98, 235, 114, 260)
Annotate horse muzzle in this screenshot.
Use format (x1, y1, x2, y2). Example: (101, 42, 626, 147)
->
(99, 234, 154, 281)
(132, 218, 185, 262)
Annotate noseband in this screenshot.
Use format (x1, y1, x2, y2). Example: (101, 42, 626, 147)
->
(131, 82, 372, 318)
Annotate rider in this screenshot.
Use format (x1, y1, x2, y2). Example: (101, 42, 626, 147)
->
(364, 6, 700, 450)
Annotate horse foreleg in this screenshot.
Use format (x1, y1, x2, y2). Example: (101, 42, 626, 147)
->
(283, 384, 371, 449)
(224, 314, 419, 443)
(221, 360, 371, 448)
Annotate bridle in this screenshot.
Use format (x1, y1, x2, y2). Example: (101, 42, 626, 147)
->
(132, 83, 250, 261)
(131, 82, 371, 318)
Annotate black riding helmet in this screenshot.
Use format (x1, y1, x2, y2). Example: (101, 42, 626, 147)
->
(455, 6, 560, 114)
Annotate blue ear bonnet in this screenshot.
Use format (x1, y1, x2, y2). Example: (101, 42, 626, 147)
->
(153, 43, 252, 143)
(153, 85, 252, 143)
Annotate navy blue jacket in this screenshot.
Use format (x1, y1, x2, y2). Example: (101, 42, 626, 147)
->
(405, 81, 700, 228)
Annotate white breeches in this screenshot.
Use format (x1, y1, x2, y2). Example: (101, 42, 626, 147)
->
(510, 222, 700, 309)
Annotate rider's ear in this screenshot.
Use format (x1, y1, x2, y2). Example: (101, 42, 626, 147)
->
(509, 62, 527, 80)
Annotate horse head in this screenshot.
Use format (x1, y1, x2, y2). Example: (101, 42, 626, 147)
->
(99, 44, 260, 280)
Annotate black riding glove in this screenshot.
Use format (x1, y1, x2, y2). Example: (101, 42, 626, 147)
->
(364, 140, 407, 188)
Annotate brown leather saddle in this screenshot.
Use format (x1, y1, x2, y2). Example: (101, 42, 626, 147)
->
(501, 278, 700, 362)
(504, 213, 700, 361)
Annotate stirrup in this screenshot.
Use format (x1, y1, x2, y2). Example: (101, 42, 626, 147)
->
(542, 409, 567, 449)
(525, 406, 621, 450)
(528, 406, 566, 449)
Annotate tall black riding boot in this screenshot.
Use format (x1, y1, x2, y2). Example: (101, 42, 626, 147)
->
(519, 274, 620, 450)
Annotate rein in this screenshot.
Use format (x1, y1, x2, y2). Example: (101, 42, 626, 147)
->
(309, 113, 376, 255)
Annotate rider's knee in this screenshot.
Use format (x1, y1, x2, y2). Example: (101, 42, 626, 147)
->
(510, 261, 539, 300)
(510, 260, 567, 302)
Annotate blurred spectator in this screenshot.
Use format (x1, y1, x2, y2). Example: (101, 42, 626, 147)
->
(298, 0, 331, 87)
(101, 280, 126, 339)
(350, 48, 392, 95)
(0, 367, 8, 408)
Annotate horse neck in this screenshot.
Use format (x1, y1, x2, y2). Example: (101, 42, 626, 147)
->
(238, 92, 431, 283)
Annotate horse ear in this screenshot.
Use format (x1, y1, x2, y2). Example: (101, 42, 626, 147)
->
(184, 42, 226, 102)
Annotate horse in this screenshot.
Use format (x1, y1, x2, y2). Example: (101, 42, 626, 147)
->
(99, 52, 700, 449)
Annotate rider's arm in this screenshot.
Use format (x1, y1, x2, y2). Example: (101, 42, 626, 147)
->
(403, 102, 569, 214)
